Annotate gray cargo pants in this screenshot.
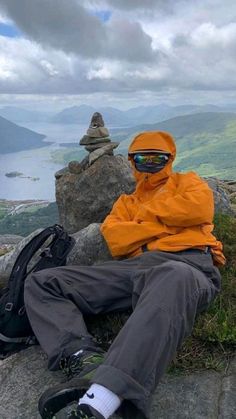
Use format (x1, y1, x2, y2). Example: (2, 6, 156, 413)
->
(24, 249, 221, 418)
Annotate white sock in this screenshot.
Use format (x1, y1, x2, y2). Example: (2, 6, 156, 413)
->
(78, 383, 121, 419)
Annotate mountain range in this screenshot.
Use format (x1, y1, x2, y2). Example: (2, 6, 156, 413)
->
(0, 115, 48, 153)
(50, 103, 236, 126)
(1, 103, 236, 127)
(114, 112, 236, 180)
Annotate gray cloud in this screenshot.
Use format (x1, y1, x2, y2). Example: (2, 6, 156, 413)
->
(0, 0, 235, 104)
(0, 0, 155, 62)
(106, 0, 171, 9)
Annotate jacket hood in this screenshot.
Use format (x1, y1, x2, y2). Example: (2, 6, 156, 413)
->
(128, 131, 176, 157)
(128, 131, 176, 191)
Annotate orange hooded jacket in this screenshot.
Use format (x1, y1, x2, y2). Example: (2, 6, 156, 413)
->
(100, 131, 225, 266)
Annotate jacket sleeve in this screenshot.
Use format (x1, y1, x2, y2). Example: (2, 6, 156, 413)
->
(137, 174, 214, 227)
(100, 194, 167, 257)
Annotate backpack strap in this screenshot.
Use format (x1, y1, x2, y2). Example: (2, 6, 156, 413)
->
(0, 332, 36, 345)
(5, 225, 73, 312)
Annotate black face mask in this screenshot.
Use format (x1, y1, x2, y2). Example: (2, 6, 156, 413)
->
(134, 161, 168, 173)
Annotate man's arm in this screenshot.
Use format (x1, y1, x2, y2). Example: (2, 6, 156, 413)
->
(101, 174, 214, 257)
(101, 195, 170, 257)
(135, 174, 214, 227)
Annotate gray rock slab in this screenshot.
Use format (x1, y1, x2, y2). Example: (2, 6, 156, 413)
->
(86, 126, 109, 138)
(0, 346, 61, 419)
(151, 370, 222, 419)
(206, 178, 233, 215)
(85, 141, 119, 152)
(218, 357, 236, 419)
(89, 143, 118, 165)
(56, 154, 135, 233)
(80, 135, 111, 145)
(0, 347, 235, 419)
(0, 235, 23, 245)
(67, 223, 113, 266)
(0, 229, 42, 283)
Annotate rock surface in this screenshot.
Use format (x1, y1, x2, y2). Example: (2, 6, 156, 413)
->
(0, 229, 42, 288)
(56, 154, 135, 234)
(88, 142, 119, 165)
(0, 234, 23, 245)
(206, 177, 234, 215)
(67, 223, 112, 266)
(0, 346, 234, 419)
(0, 224, 111, 288)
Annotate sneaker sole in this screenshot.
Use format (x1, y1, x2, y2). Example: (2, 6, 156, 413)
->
(38, 378, 90, 419)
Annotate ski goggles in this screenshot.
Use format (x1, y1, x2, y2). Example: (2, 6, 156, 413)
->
(132, 153, 170, 165)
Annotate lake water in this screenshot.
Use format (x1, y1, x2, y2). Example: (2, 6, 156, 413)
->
(0, 123, 87, 201)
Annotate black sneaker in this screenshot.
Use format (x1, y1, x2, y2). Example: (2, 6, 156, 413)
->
(67, 404, 104, 418)
(38, 352, 105, 419)
(61, 351, 105, 381)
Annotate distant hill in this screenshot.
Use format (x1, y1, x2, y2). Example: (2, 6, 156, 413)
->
(51, 104, 131, 126)
(114, 112, 236, 180)
(0, 115, 48, 153)
(0, 106, 53, 124)
(51, 103, 236, 127)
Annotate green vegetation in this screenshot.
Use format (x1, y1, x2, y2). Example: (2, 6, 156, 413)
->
(51, 147, 86, 165)
(0, 202, 59, 236)
(170, 213, 236, 373)
(193, 213, 236, 345)
(116, 112, 236, 180)
(0, 201, 9, 220)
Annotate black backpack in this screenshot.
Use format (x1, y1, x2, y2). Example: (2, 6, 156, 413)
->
(0, 224, 75, 358)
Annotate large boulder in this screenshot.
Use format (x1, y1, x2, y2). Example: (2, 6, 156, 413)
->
(0, 229, 42, 289)
(0, 224, 112, 289)
(55, 154, 135, 234)
(67, 223, 112, 266)
(206, 177, 234, 215)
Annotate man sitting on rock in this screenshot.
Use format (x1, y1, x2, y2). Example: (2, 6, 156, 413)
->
(24, 131, 225, 419)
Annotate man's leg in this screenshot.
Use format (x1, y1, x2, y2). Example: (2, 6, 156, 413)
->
(91, 253, 220, 418)
(30, 251, 220, 418)
(24, 259, 138, 370)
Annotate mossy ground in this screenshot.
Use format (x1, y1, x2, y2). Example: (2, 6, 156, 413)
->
(87, 213, 236, 374)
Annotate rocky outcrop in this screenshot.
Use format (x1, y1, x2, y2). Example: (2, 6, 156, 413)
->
(0, 229, 42, 288)
(67, 223, 112, 266)
(0, 234, 23, 257)
(206, 177, 235, 215)
(55, 154, 135, 234)
(0, 224, 112, 288)
(0, 346, 235, 419)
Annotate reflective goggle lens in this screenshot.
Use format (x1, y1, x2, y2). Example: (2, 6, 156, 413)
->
(133, 154, 169, 164)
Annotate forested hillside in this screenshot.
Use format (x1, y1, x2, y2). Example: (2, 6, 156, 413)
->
(115, 112, 236, 179)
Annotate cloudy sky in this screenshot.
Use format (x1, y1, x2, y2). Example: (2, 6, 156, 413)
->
(0, 0, 235, 110)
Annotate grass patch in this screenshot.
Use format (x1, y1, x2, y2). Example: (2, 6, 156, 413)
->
(170, 213, 236, 373)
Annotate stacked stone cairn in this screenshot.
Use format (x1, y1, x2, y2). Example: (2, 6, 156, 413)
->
(67, 112, 119, 175)
(81, 112, 119, 164)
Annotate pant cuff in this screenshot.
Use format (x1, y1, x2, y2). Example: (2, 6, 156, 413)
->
(92, 364, 150, 417)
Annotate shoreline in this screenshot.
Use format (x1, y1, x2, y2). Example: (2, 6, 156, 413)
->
(0, 199, 52, 217)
